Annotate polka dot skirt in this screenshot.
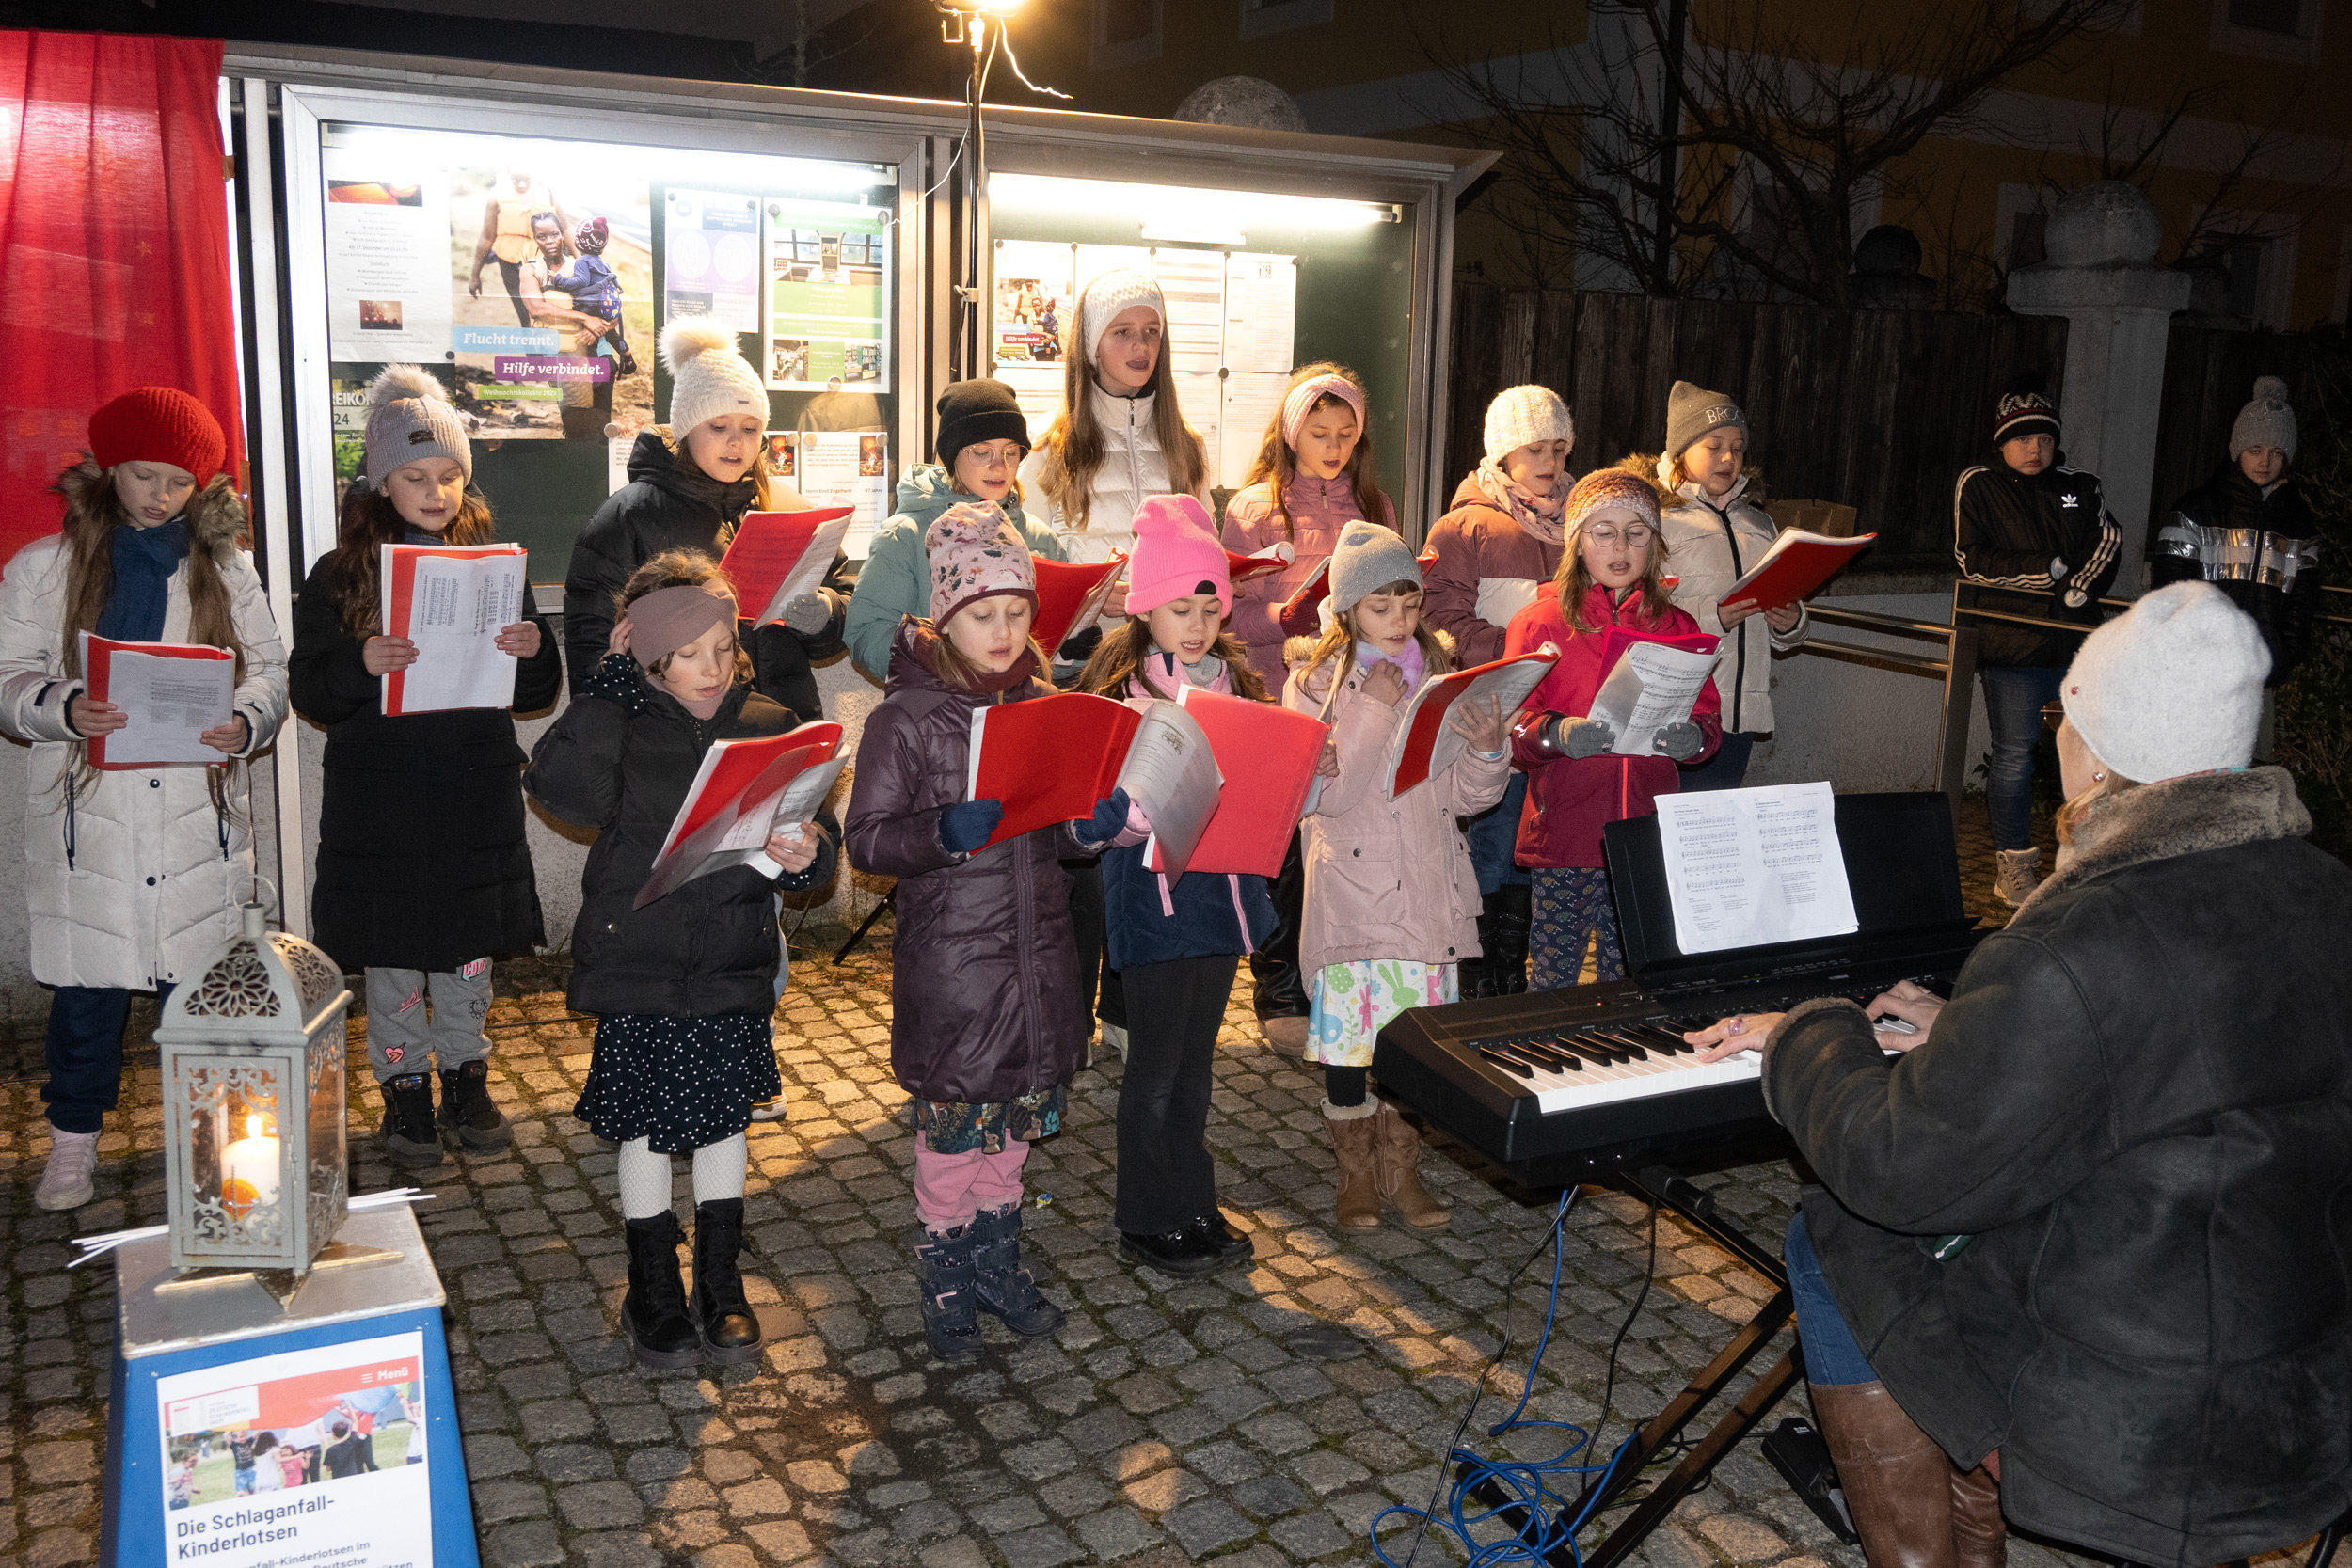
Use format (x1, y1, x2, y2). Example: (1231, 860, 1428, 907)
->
(574, 1011, 782, 1154)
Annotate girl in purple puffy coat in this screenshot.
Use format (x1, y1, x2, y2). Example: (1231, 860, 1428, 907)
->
(844, 504, 1131, 1362)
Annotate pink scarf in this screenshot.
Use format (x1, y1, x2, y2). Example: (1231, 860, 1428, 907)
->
(1472, 460, 1570, 545)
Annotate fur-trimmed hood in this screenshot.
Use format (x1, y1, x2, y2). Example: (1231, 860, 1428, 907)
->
(2016, 765, 2311, 919)
(54, 459, 247, 559)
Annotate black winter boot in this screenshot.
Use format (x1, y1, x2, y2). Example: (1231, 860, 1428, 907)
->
(912, 1227, 984, 1362)
(969, 1204, 1064, 1337)
(621, 1212, 700, 1370)
(437, 1060, 512, 1152)
(691, 1198, 763, 1364)
(377, 1074, 445, 1170)
(1464, 898, 1502, 999)
(1489, 884, 1533, 995)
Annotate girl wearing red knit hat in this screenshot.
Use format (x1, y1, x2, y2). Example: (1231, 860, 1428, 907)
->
(0, 388, 290, 1212)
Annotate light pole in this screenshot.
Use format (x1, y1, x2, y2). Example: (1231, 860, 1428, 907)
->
(937, 1, 1025, 384)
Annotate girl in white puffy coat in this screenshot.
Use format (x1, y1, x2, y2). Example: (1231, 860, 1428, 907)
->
(0, 389, 289, 1212)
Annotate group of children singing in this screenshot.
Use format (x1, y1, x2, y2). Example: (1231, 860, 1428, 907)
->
(15, 261, 2306, 1375)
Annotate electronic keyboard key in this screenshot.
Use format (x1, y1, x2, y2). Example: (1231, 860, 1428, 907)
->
(1626, 1025, 1695, 1053)
(1478, 1047, 1535, 1079)
(1512, 1037, 1583, 1072)
(1550, 1036, 1620, 1068)
(1591, 1029, 1653, 1059)
(1571, 1031, 1638, 1065)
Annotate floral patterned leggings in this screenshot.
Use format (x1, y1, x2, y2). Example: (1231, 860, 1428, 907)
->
(1530, 866, 1624, 990)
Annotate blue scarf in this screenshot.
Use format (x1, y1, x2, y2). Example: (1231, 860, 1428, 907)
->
(96, 520, 190, 642)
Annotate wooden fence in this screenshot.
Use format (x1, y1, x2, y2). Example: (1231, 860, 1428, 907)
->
(1444, 285, 2071, 566)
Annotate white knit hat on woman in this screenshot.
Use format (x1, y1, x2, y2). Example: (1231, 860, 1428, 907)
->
(1483, 385, 1574, 465)
(2229, 375, 2296, 461)
(2060, 581, 2269, 784)
(1080, 270, 1165, 364)
(661, 319, 767, 436)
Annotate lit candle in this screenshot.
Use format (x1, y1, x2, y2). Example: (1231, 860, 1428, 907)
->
(219, 1114, 281, 1221)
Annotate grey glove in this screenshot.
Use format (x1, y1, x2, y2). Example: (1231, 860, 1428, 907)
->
(1558, 716, 1615, 759)
(782, 591, 834, 637)
(1652, 721, 1704, 760)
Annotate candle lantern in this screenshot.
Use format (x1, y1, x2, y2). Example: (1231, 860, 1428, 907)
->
(156, 901, 354, 1276)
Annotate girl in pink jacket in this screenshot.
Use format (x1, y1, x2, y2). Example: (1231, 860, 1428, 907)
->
(1282, 522, 1507, 1233)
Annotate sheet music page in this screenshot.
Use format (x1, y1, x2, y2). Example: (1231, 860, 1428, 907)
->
(1653, 782, 1859, 955)
(90, 641, 232, 765)
(1589, 641, 1720, 754)
(1118, 699, 1223, 881)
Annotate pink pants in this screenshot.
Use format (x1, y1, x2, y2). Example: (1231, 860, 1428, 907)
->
(912, 1133, 1029, 1233)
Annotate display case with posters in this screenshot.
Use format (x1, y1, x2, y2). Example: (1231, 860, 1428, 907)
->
(275, 87, 920, 581)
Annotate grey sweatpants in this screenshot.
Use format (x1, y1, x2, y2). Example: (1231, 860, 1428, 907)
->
(365, 964, 493, 1082)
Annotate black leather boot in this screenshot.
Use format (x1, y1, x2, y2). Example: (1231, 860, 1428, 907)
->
(912, 1227, 984, 1362)
(621, 1211, 699, 1370)
(376, 1073, 445, 1170)
(436, 1060, 512, 1152)
(1489, 884, 1533, 995)
(690, 1199, 762, 1364)
(968, 1204, 1064, 1337)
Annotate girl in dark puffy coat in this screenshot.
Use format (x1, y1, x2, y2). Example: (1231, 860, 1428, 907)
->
(525, 551, 837, 1370)
(845, 506, 1129, 1361)
(292, 366, 561, 1173)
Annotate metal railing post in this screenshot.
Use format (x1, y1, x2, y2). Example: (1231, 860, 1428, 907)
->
(1938, 622, 1979, 822)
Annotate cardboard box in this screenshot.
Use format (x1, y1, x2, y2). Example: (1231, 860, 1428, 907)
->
(1763, 499, 1859, 539)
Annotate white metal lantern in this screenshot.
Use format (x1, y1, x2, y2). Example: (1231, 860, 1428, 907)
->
(155, 901, 354, 1276)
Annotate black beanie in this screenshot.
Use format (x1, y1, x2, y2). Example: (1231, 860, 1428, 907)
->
(934, 379, 1030, 467)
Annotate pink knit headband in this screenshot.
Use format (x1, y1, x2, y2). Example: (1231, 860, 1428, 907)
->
(1280, 374, 1366, 451)
(627, 584, 736, 668)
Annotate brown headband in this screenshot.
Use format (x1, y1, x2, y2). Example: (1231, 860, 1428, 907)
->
(627, 585, 735, 668)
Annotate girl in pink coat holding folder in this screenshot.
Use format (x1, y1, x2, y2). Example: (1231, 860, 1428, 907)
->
(1505, 467, 1721, 990)
(1282, 521, 1506, 1233)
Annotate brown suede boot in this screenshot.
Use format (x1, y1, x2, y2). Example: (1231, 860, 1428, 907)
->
(1324, 1101, 1382, 1230)
(1949, 1462, 2006, 1568)
(1809, 1381, 1957, 1568)
(1371, 1101, 1451, 1230)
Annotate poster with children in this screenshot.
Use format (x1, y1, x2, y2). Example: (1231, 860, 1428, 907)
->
(762, 196, 890, 392)
(157, 1330, 431, 1568)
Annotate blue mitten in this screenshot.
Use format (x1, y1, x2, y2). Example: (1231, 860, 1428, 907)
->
(940, 798, 1005, 856)
(1071, 788, 1131, 850)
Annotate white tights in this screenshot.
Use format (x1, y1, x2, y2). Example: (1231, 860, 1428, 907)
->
(615, 1132, 746, 1221)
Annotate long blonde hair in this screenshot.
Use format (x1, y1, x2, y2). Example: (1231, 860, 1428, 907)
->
(1028, 283, 1208, 530)
(1299, 586, 1454, 686)
(1241, 361, 1390, 544)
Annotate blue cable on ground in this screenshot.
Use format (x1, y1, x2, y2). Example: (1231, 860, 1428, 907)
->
(1371, 1187, 1648, 1567)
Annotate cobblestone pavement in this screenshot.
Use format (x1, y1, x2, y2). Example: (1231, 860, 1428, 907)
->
(0, 800, 2285, 1568)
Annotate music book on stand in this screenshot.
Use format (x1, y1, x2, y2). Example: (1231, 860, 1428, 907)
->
(1588, 627, 1721, 756)
(77, 632, 235, 769)
(1383, 648, 1559, 800)
(634, 721, 846, 908)
(378, 542, 529, 715)
(717, 506, 856, 625)
(1721, 530, 1876, 612)
(1157, 685, 1327, 877)
(1031, 555, 1126, 652)
(965, 692, 1222, 878)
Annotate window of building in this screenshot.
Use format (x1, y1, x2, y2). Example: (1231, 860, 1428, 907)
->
(1092, 0, 1163, 68)
(2211, 0, 2322, 61)
(1240, 0, 1336, 39)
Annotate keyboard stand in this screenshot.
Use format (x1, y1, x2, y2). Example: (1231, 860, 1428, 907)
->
(1462, 1159, 1803, 1568)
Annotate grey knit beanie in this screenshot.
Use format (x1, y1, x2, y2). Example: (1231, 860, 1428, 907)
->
(363, 364, 471, 487)
(1328, 520, 1422, 615)
(2060, 581, 2268, 784)
(1664, 380, 1745, 464)
(2229, 375, 2296, 461)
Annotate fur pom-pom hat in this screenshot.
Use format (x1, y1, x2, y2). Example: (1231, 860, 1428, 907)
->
(661, 319, 768, 437)
(2230, 375, 2296, 462)
(363, 365, 471, 488)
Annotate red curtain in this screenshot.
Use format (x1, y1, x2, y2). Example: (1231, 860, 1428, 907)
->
(0, 32, 241, 574)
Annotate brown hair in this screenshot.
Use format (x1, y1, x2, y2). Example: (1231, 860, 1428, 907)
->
(328, 483, 496, 637)
(1555, 457, 1675, 634)
(1028, 284, 1209, 530)
(617, 549, 751, 685)
(929, 620, 1053, 693)
(1079, 616, 1269, 704)
(1240, 362, 1390, 543)
(1301, 581, 1453, 682)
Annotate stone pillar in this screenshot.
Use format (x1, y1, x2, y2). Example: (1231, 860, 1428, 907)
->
(2006, 182, 2192, 597)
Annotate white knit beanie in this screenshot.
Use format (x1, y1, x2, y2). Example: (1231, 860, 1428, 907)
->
(1483, 385, 1574, 465)
(2229, 374, 2296, 461)
(2060, 582, 2269, 784)
(1080, 270, 1165, 364)
(661, 319, 768, 436)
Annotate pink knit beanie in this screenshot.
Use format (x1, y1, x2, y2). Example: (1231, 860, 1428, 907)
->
(926, 503, 1038, 626)
(1123, 495, 1232, 616)
(1562, 468, 1661, 539)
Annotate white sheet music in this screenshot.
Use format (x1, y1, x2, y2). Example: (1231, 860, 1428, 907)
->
(1652, 782, 1858, 955)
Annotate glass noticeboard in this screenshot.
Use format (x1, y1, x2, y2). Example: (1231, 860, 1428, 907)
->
(305, 121, 903, 576)
(985, 173, 1417, 508)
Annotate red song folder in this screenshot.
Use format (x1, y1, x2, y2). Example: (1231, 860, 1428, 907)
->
(1158, 685, 1328, 876)
(1277, 557, 1334, 638)
(718, 507, 857, 625)
(1030, 555, 1126, 652)
(964, 692, 1222, 877)
(1383, 649, 1560, 800)
(1720, 530, 1876, 613)
(78, 633, 237, 770)
(1226, 542, 1294, 585)
(634, 721, 845, 908)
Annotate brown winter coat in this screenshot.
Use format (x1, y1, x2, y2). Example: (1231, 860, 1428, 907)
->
(1421, 475, 1565, 670)
(843, 620, 1088, 1107)
(1281, 636, 1508, 977)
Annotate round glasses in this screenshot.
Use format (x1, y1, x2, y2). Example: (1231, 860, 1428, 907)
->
(1584, 526, 1654, 547)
